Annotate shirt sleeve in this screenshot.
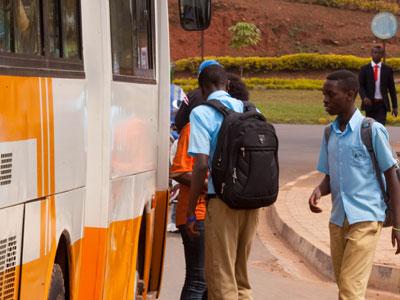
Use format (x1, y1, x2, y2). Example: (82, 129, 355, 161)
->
(372, 123, 397, 172)
(188, 109, 211, 157)
(316, 133, 329, 175)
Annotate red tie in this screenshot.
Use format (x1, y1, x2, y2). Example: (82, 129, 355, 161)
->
(374, 65, 379, 81)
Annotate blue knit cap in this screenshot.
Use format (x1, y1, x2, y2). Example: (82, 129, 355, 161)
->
(198, 60, 222, 76)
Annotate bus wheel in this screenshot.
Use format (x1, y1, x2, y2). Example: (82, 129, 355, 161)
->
(48, 264, 66, 300)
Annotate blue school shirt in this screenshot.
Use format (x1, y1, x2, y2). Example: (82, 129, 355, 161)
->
(317, 109, 396, 226)
(188, 90, 244, 194)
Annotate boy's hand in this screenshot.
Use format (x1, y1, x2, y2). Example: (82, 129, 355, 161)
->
(186, 215, 200, 238)
(309, 187, 323, 213)
(392, 229, 400, 255)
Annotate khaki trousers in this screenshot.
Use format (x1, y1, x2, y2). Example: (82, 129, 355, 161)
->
(329, 220, 382, 300)
(205, 197, 259, 300)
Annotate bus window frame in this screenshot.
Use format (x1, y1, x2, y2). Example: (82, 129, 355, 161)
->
(110, 0, 156, 85)
(0, 0, 84, 79)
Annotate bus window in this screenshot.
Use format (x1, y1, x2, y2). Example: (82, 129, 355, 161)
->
(0, 0, 83, 77)
(0, 0, 11, 52)
(61, 0, 81, 59)
(14, 0, 41, 55)
(110, 0, 155, 81)
(135, 0, 153, 71)
(48, 0, 61, 57)
(110, 0, 134, 76)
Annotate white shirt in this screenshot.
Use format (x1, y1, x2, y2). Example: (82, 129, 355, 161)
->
(371, 61, 383, 99)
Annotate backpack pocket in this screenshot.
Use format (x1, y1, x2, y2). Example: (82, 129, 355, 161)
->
(234, 146, 278, 198)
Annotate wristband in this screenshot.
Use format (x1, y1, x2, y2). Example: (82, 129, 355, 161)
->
(392, 226, 400, 232)
(187, 215, 196, 223)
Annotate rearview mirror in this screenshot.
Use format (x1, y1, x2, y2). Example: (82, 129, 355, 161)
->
(179, 0, 211, 31)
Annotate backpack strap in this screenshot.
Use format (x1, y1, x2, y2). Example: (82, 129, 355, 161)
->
(360, 117, 388, 201)
(203, 100, 233, 117)
(324, 125, 331, 145)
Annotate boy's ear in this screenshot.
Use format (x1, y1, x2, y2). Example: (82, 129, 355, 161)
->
(347, 89, 356, 101)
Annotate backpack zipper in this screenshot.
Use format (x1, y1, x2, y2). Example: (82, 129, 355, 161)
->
(240, 147, 245, 158)
(221, 182, 225, 194)
(233, 168, 237, 183)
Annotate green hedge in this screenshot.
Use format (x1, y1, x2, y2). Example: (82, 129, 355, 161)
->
(287, 0, 399, 14)
(174, 77, 324, 92)
(174, 77, 400, 93)
(175, 54, 400, 74)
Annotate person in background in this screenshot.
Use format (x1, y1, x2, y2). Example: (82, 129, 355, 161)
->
(168, 66, 189, 233)
(359, 45, 398, 125)
(170, 117, 208, 299)
(309, 70, 400, 299)
(227, 73, 250, 102)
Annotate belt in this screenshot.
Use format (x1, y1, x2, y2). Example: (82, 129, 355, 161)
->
(206, 193, 217, 200)
(372, 98, 384, 103)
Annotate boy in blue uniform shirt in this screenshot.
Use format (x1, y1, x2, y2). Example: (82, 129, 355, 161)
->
(309, 70, 400, 300)
(186, 64, 259, 300)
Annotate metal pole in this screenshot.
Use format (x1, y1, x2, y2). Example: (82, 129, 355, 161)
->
(200, 30, 205, 61)
(383, 39, 386, 63)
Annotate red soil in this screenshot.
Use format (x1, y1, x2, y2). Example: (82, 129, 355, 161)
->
(168, 0, 400, 61)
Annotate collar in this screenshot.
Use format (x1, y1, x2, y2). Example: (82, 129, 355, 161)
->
(371, 61, 382, 68)
(207, 90, 230, 101)
(332, 109, 363, 133)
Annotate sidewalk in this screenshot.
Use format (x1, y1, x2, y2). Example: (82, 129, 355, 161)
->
(270, 171, 400, 294)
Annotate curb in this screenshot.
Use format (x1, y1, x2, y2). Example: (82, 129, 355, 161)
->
(270, 180, 400, 294)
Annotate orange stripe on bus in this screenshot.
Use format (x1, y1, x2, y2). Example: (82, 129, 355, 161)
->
(78, 227, 107, 300)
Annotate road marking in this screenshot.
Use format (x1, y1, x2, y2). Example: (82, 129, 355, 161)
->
(283, 171, 320, 189)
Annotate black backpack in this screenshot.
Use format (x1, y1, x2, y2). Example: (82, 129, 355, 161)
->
(203, 100, 279, 209)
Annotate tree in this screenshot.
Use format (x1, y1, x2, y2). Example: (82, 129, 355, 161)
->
(229, 22, 262, 76)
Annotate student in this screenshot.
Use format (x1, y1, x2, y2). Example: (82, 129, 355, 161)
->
(175, 72, 248, 133)
(170, 119, 208, 299)
(227, 73, 249, 102)
(186, 65, 259, 300)
(169, 60, 221, 300)
(359, 45, 398, 125)
(175, 60, 222, 133)
(309, 70, 400, 299)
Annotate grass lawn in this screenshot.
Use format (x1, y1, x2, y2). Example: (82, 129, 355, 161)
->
(250, 89, 400, 126)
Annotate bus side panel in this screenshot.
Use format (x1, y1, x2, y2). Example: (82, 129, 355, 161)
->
(77, 227, 107, 300)
(20, 198, 56, 299)
(20, 189, 85, 300)
(102, 171, 155, 299)
(0, 76, 44, 208)
(0, 205, 24, 300)
(110, 82, 158, 179)
(54, 188, 85, 300)
(52, 79, 87, 194)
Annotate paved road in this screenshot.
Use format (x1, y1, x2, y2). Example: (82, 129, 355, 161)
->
(160, 124, 400, 300)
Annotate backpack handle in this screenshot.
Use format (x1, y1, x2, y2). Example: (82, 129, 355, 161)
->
(244, 102, 256, 112)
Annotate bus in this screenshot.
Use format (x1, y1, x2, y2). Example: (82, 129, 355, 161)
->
(0, 0, 209, 299)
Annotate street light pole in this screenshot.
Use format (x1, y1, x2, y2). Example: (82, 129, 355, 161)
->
(200, 30, 205, 61)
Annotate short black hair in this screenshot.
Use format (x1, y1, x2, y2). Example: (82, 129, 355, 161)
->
(228, 74, 249, 101)
(198, 65, 228, 89)
(372, 45, 384, 51)
(326, 70, 359, 94)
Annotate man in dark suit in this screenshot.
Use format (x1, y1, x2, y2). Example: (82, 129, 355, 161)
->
(359, 45, 398, 125)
